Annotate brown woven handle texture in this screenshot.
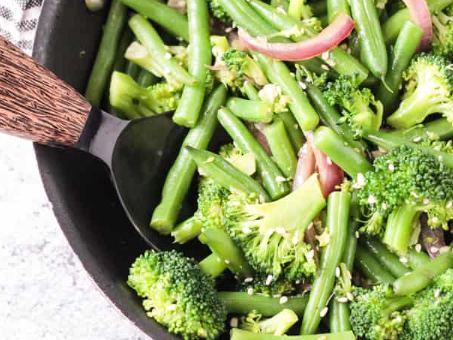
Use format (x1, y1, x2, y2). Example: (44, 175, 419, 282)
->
(0, 35, 91, 146)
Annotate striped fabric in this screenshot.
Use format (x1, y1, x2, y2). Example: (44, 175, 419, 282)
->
(0, 0, 43, 55)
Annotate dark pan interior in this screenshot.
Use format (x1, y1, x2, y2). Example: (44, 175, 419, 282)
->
(32, 1, 216, 339)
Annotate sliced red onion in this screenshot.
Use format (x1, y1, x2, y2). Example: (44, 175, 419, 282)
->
(249, 123, 272, 156)
(238, 14, 354, 61)
(420, 214, 446, 259)
(402, 0, 432, 51)
(293, 142, 316, 190)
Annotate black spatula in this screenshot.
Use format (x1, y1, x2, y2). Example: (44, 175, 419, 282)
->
(0, 35, 186, 248)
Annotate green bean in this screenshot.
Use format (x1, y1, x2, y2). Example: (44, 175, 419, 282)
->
(406, 248, 431, 269)
(232, 329, 356, 340)
(125, 61, 140, 79)
(113, 28, 134, 73)
(150, 85, 227, 234)
(129, 15, 196, 86)
(312, 0, 328, 16)
(218, 107, 290, 199)
(199, 253, 227, 278)
(394, 248, 453, 296)
(329, 195, 360, 333)
(243, 82, 260, 101)
(226, 97, 274, 123)
(301, 191, 351, 335)
(389, 118, 453, 141)
(348, 31, 361, 58)
(277, 111, 305, 151)
(248, 0, 369, 83)
(199, 229, 254, 277)
(120, 0, 189, 41)
(296, 59, 336, 77)
(263, 119, 298, 178)
(362, 238, 410, 278)
(171, 216, 202, 244)
(313, 126, 373, 179)
(383, 0, 453, 43)
(218, 292, 309, 316)
(253, 52, 319, 131)
(355, 244, 396, 285)
(349, 0, 388, 78)
(186, 147, 270, 201)
(306, 84, 368, 153)
(85, 0, 128, 107)
(137, 69, 157, 87)
(173, 0, 212, 127)
(377, 21, 423, 113)
(288, 0, 310, 20)
(363, 130, 453, 169)
(327, 0, 350, 23)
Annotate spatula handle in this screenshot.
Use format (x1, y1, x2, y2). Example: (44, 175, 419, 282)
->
(0, 35, 91, 146)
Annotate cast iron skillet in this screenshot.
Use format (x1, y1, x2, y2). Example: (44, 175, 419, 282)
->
(32, 1, 213, 339)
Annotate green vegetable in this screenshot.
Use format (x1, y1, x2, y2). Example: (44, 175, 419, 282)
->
(277, 111, 305, 151)
(226, 97, 274, 123)
(236, 273, 297, 297)
(263, 119, 297, 178)
(301, 191, 351, 334)
(218, 107, 290, 200)
(376, 21, 423, 113)
(288, 0, 313, 20)
(151, 85, 227, 234)
(313, 126, 373, 179)
(355, 245, 396, 285)
(225, 174, 326, 281)
(239, 309, 298, 335)
(173, 0, 212, 127)
(218, 292, 308, 316)
(323, 75, 383, 138)
(171, 216, 203, 244)
(208, 0, 232, 23)
(432, 4, 453, 56)
(120, 0, 189, 41)
(128, 250, 227, 340)
(327, 0, 350, 23)
(387, 53, 453, 129)
(405, 248, 431, 269)
(187, 147, 270, 200)
(137, 69, 157, 87)
(231, 329, 357, 340)
(389, 118, 453, 141)
(349, 0, 388, 78)
(85, 0, 127, 107)
(356, 145, 453, 253)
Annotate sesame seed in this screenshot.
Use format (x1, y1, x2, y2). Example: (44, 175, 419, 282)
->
(321, 64, 330, 71)
(280, 296, 288, 304)
(388, 163, 395, 172)
(335, 267, 341, 278)
(167, 304, 177, 311)
(298, 81, 307, 89)
(307, 250, 315, 259)
(423, 199, 430, 204)
(347, 292, 354, 301)
(355, 231, 360, 239)
(247, 288, 254, 295)
(431, 216, 439, 224)
(447, 201, 453, 209)
(276, 176, 287, 182)
(266, 275, 273, 285)
(321, 51, 330, 60)
(320, 307, 329, 317)
(338, 297, 348, 303)
(327, 157, 332, 165)
(368, 195, 377, 205)
(230, 317, 238, 328)
(434, 289, 441, 298)
(431, 246, 439, 253)
(276, 227, 286, 235)
(413, 137, 422, 142)
(326, 59, 336, 67)
(164, 53, 172, 60)
(225, 259, 230, 264)
(290, 72, 295, 78)
(244, 277, 254, 283)
(225, 27, 233, 33)
(382, 203, 388, 210)
(395, 315, 402, 323)
(415, 244, 422, 252)
(296, 280, 301, 284)
(400, 257, 408, 264)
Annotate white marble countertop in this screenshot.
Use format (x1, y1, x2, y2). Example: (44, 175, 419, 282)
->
(0, 134, 147, 340)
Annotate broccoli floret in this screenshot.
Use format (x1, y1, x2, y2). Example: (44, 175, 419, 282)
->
(387, 53, 453, 129)
(237, 273, 297, 297)
(258, 84, 292, 114)
(239, 309, 299, 335)
(208, 0, 232, 23)
(211, 42, 268, 94)
(195, 177, 230, 231)
(350, 285, 412, 340)
(356, 145, 453, 252)
(109, 71, 181, 119)
(225, 174, 326, 281)
(431, 5, 453, 57)
(127, 250, 227, 340)
(324, 75, 383, 138)
(401, 269, 453, 340)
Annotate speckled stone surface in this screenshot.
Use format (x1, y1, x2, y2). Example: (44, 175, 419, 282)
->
(0, 134, 147, 340)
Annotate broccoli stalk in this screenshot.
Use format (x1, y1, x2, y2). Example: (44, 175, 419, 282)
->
(356, 145, 453, 253)
(323, 75, 383, 138)
(230, 329, 357, 340)
(387, 53, 453, 129)
(225, 174, 327, 281)
(239, 309, 299, 335)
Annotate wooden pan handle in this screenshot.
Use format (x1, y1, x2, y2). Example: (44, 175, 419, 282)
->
(0, 35, 91, 147)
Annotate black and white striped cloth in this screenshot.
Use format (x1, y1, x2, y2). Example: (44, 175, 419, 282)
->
(0, 0, 43, 55)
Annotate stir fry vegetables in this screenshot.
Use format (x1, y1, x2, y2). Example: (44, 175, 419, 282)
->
(84, 0, 453, 339)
